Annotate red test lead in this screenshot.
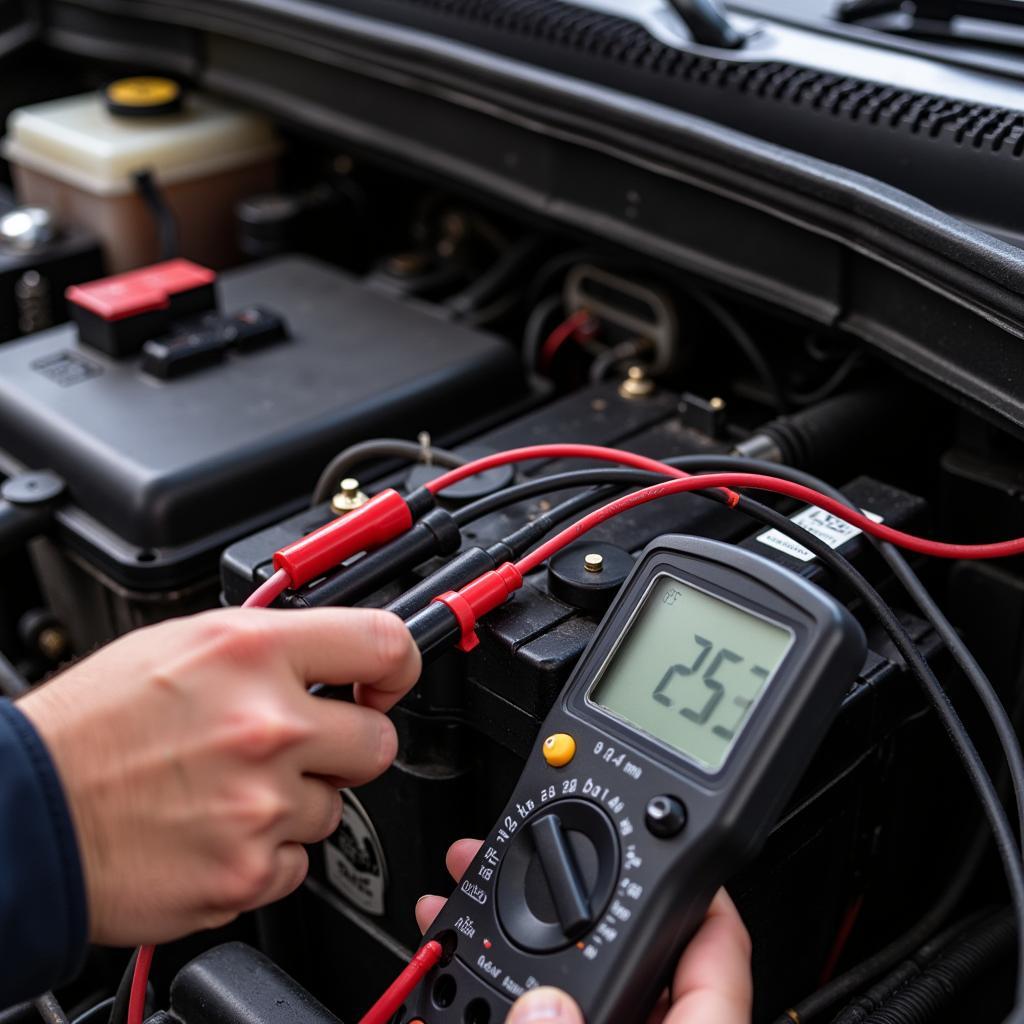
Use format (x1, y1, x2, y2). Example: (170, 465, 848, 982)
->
(358, 940, 444, 1024)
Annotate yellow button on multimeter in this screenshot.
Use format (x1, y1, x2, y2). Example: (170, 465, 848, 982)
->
(542, 733, 577, 767)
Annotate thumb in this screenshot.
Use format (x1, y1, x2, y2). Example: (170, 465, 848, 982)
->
(506, 988, 585, 1023)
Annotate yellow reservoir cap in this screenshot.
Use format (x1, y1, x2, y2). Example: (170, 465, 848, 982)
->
(105, 77, 183, 116)
(543, 733, 577, 768)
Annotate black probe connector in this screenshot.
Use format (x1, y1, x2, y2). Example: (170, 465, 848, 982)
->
(396, 487, 619, 658)
(288, 509, 461, 609)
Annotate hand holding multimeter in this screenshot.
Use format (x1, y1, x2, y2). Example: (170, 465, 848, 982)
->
(418, 851, 752, 1024)
(408, 536, 866, 1024)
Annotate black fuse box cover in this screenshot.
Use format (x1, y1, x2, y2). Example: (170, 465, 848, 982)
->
(0, 255, 525, 557)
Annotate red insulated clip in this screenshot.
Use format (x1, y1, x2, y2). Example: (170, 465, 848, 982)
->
(273, 489, 413, 587)
(432, 590, 480, 653)
(432, 562, 524, 653)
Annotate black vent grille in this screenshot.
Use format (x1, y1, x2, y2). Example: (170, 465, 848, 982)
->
(372, 0, 1024, 156)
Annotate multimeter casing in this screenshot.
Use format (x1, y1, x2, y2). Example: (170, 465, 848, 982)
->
(406, 535, 866, 1024)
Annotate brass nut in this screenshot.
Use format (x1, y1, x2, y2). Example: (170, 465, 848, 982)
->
(618, 365, 655, 399)
(332, 477, 370, 515)
(584, 552, 605, 574)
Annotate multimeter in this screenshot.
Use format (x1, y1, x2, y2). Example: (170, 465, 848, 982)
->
(407, 535, 866, 1024)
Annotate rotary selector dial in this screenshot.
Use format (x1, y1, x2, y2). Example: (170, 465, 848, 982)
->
(495, 798, 620, 953)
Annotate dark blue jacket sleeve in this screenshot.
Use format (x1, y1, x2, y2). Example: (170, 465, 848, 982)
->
(0, 699, 87, 1009)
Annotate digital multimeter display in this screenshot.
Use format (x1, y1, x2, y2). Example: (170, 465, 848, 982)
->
(590, 573, 794, 771)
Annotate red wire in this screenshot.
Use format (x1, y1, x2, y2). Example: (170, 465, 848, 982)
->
(514, 472, 1024, 574)
(819, 895, 865, 985)
(127, 945, 154, 1024)
(243, 567, 291, 608)
(358, 940, 444, 1024)
(422, 443, 733, 499)
(538, 309, 595, 371)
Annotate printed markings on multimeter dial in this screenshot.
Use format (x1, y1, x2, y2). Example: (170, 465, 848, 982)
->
(457, 761, 649, 997)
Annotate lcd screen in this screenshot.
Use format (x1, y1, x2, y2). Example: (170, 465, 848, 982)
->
(590, 574, 794, 771)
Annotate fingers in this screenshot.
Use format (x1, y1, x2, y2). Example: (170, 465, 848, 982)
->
(297, 698, 398, 785)
(505, 988, 584, 1023)
(240, 842, 310, 912)
(416, 895, 446, 934)
(446, 839, 483, 881)
(417, 840, 484, 934)
(663, 889, 752, 1024)
(256, 608, 422, 704)
(278, 775, 343, 845)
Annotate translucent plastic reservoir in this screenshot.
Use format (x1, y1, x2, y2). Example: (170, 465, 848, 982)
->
(3, 90, 279, 271)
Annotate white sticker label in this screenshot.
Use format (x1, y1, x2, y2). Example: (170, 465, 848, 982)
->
(323, 790, 387, 916)
(756, 506, 883, 563)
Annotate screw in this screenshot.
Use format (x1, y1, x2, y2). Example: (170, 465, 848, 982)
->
(584, 552, 605, 574)
(710, 396, 726, 411)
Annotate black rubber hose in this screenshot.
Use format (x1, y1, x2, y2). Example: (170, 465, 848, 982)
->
(837, 909, 1015, 1024)
(733, 391, 895, 468)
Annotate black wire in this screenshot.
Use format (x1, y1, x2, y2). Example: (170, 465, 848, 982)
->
(313, 439, 466, 506)
(70, 1000, 114, 1024)
(452, 467, 672, 526)
(33, 995, 69, 1024)
(678, 287, 789, 413)
(108, 949, 138, 1024)
(133, 172, 179, 262)
(445, 235, 543, 318)
(720, 492, 1024, 1015)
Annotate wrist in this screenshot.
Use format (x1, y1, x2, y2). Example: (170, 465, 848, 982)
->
(18, 684, 111, 943)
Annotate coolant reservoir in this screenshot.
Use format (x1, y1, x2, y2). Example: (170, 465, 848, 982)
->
(2, 81, 279, 272)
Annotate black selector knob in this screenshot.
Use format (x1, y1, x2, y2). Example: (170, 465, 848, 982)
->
(495, 799, 620, 953)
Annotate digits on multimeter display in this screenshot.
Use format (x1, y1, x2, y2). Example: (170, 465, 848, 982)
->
(590, 574, 795, 772)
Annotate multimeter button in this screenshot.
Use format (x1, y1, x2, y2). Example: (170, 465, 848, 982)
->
(645, 796, 687, 838)
(542, 733, 576, 767)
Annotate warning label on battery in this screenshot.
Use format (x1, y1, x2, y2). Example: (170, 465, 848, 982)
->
(323, 791, 387, 916)
(756, 506, 883, 563)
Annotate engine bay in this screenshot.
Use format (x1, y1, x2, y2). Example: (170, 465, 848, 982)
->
(4, 14, 1024, 1024)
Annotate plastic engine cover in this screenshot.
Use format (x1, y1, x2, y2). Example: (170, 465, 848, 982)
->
(0, 255, 525, 560)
